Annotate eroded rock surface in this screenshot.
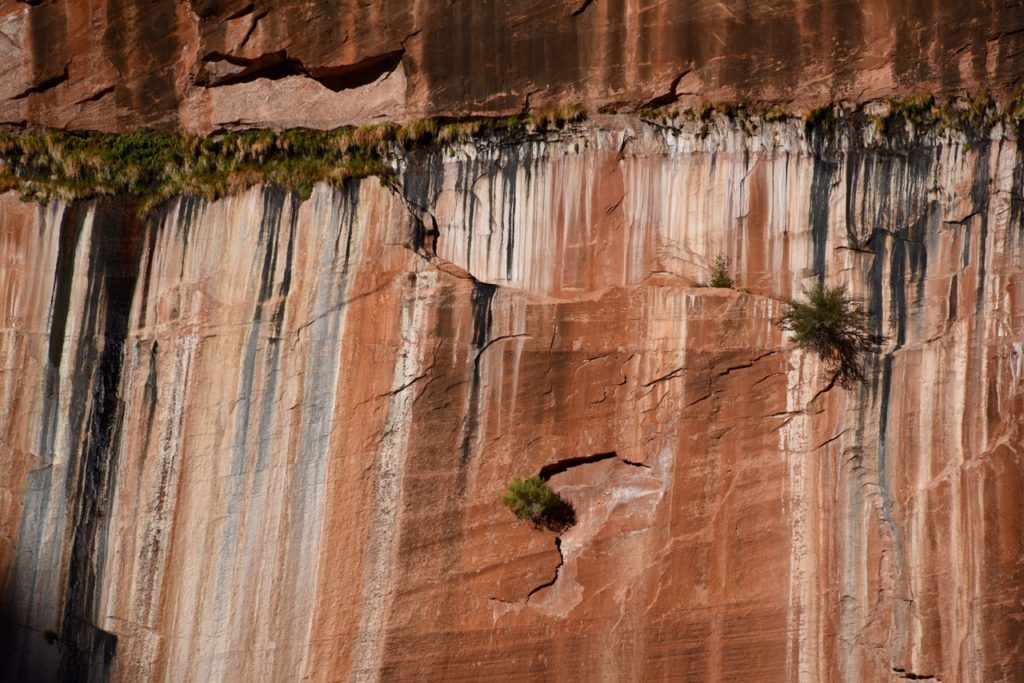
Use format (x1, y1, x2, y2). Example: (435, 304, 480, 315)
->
(4, 0, 1024, 130)
(1, 120, 1021, 680)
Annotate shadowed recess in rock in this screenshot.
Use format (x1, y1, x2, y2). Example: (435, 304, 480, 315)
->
(197, 49, 404, 91)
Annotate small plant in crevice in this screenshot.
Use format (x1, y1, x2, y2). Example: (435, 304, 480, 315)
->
(637, 104, 681, 126)
(777, 282, 884, 389)
(760, 104, 790, 123)
(869, 93, 938, 138)
(636, 106, 661, 121)
(524, 103, 587, 131)
(804, 103, 839, 139)
(501, 476, 576, 532)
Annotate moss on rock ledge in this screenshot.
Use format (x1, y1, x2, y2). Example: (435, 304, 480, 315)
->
(637, 92, 1024, 146)
(5, 93, 1022, 217)
(0, 105, 589, 216)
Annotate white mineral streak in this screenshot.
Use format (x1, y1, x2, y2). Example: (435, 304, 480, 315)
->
(350, 267, 434, 682)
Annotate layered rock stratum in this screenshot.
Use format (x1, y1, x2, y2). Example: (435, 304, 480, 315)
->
(1, 2, 1024, 683)
(4, 0, 1024, 130)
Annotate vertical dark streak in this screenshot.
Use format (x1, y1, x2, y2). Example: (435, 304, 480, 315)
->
(272, 196, 298, 329)
(483, 158, 496, 260)
(140, 340, 159, 468)
(889, 239, 908, 347)
(506, 147, 526, 280)
(402, 151, 440, 254)
(970, 143, 992, 314)
(59, 201, 145, 681)
(135, 220, 159, 330)
(809, 158, 837, 282)
(463, 160, 478, 270)
(35, 205, 85, 480)
(875, 354, 898, 544)
(1010, 138, 1024, 242)
(459, 282, 498, 471)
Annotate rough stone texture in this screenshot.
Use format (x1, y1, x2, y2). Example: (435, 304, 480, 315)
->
(1, 120, 1022, 680)
(4, 0, 1024, 131)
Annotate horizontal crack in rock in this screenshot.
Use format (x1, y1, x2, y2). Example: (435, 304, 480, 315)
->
(74, 85, 115, 105)
(538, 451, 619, 480)
(11, 65, 69, 100)
(892, 667, 937, 680)
(197, 49, 403, 91)
(642, 365, 686, 387)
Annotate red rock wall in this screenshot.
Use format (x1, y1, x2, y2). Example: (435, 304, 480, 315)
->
(1, 120, 1022, 680)
(4, 0, 1024, 130)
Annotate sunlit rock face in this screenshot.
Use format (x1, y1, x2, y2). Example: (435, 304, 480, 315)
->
(4, 0, 1024, 130)
(1, 120, 1022, 681)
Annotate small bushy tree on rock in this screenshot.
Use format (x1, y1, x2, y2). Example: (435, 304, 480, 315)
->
(501, 476, 576, 532)
(778, 283, 884, 389)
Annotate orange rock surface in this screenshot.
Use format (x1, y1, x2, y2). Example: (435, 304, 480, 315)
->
(4, 0, 1024, 130)
(1, 119, 1022, 680)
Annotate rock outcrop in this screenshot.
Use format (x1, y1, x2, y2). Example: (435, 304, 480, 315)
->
(4, 0, 1024, 131)
(1, 118, 1022, 680)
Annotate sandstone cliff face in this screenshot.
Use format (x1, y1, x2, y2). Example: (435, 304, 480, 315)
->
(1, 120, 1022, 681)
(4, 0, 1024, 131)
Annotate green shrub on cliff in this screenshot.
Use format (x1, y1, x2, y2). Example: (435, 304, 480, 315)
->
(778, 283, 884, 389)
(501, 476, 576, 532)
(706, 255, 734, 288)
(694, 255, 734, 288)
